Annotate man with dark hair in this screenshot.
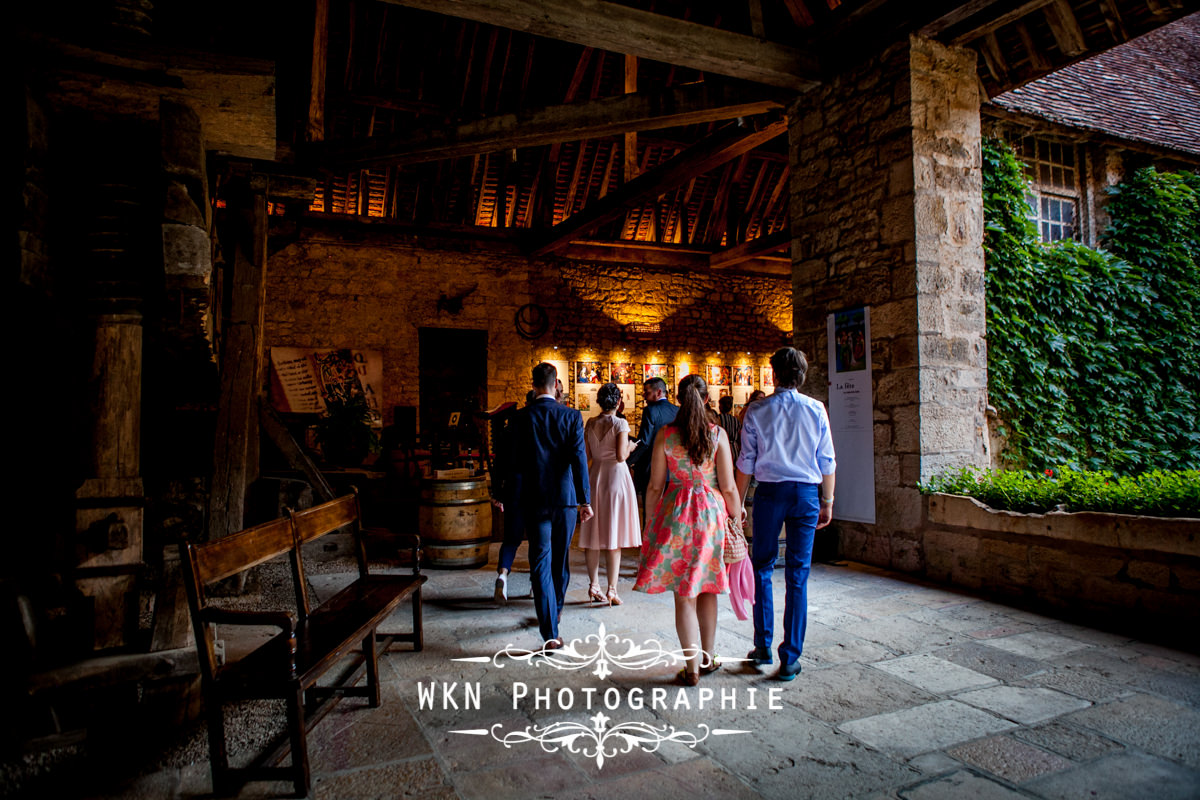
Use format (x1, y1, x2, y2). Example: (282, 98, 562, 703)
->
(717, 395, 741, 462)
(627, 376, 677, 495)
(511, 362, 593, 648)
(735, 347, 836, 681)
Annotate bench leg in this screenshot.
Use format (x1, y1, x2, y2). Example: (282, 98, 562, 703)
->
(287, 688, 311, 798)
(204, 697, 234, 796)
(364, 633, 382, 708)
(412, 588, 424, 652)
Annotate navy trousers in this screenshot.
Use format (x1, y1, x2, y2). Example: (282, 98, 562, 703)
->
(525, 506, 577, 642)
(498, 504, 524, 572)
(750, 481, 820, 666)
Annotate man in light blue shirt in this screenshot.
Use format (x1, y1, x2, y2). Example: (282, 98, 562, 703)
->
(735, 347, 836, 681)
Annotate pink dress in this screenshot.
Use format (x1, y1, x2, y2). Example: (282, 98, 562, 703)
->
(578, 415, 641, 550)
(633, 425, 729, 597)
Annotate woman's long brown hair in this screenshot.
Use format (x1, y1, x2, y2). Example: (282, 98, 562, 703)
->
(675, 374, 715, 466)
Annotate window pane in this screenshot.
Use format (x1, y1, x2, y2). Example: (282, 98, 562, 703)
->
(1062, 203, 1074, 225)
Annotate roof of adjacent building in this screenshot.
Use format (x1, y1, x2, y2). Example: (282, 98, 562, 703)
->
(993, 12, 1200, 158)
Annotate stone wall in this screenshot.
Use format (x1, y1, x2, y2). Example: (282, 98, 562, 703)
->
(264, 222, 792, 430)
(926, 493, 1200, 628)
(790, 36, 987, 574)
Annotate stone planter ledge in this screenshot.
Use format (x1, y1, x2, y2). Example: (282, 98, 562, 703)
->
(926, 492, 1200, 559)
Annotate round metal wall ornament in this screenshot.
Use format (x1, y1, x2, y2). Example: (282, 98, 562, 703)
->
(514, 303, 549, 340)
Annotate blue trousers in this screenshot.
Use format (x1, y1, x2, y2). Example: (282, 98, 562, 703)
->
(525, 506, 577, 642)
(751, 481, 820, 666)
(498, 504, 524, 572)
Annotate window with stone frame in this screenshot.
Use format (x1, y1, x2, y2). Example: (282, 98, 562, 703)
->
(1019, 137, 1080, 243)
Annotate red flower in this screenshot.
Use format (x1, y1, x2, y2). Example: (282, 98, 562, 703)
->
(670, 558, 689, 577)
(1044, 469, 1054, 477)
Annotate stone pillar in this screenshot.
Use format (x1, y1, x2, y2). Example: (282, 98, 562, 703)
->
(790, 36, 988, 573)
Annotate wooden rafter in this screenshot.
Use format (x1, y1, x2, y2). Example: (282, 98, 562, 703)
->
(563, 239, 790, 276)
(1043, 0, 1088, 56)
(710, 228, 790, 270)
(318, 81, 788, 170)
(378, 0, 822, 91)
(530, 118, 786, 257)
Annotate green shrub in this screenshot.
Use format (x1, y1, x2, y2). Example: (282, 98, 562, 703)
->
(982, 139, 1200, 472)
(921, 466, 1200, 517)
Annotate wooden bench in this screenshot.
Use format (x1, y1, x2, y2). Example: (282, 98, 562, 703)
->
(181, 492, 425, 797)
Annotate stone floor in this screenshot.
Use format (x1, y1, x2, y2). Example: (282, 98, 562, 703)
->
(91, 545, 1200, 799)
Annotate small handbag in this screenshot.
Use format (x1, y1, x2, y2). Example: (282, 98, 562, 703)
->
(723, 515, 748, 564)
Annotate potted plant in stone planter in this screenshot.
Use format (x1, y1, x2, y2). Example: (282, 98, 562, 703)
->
(314, 395, 380, 467)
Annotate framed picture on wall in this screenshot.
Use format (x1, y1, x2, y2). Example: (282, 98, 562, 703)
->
(643, 364, 668, 382)
(610, 362, 635, 385)
(707, 365, 730, 386)
(575, 361, 604, 384)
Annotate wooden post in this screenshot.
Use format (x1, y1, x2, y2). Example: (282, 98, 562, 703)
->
(73, 168, 147, 652)
(623, 55, 638, 184)
(308, 0, 329, 142)
(208, 173, 269, 548)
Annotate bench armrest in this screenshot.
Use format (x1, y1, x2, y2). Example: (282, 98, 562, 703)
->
(362, 527, 423, 574)
(204, 607, 297, 634)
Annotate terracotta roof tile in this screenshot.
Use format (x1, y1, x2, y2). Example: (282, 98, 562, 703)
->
(993, 13, 1200, 158)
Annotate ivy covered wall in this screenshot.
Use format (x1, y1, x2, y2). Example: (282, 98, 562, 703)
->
(982, 139, 1200, 473)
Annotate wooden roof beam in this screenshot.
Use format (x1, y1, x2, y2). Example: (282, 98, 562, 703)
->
(317, 80, 788, 170)
(710, 228, 790, 269)
(529, 118, 786, 257)
(562, 239, 790, 276)
(379, 0, 821, 91)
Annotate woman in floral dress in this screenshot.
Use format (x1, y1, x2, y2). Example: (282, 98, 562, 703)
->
(633, 374, 743, 685)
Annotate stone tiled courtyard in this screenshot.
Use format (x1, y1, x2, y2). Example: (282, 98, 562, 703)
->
(94, 544, 1200, 799)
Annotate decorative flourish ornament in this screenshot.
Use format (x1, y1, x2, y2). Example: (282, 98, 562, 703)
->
(450, 717, 751, 769)
(453, 623, 748, 679)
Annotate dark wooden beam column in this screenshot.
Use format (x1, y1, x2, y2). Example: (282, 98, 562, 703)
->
(308, 0, 329, 142)
(208, 173, 268, 546)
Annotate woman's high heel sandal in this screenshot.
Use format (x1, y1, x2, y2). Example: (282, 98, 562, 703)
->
(607, 586, 622, 606)
(588, 583, 605, 604)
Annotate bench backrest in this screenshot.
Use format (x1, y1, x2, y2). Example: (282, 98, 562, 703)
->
(288, 492, 370, 616)
(181, 516, 302, 679)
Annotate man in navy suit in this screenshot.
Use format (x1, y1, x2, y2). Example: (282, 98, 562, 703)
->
(627, 377, 678, 496)
(511, 362, 592, 647)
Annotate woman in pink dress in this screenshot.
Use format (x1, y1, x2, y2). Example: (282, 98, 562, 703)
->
(579, 383, 641, 605)
(633, 374, 742, 685)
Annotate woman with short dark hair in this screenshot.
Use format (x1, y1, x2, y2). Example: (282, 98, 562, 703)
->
(578, 383, 640, 605)
(633, 374, 742, 685)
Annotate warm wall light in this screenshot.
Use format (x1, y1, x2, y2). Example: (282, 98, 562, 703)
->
(627, 322, 661, 335)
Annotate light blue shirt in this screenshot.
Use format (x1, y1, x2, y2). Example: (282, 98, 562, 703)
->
(735, 388, 836, 483)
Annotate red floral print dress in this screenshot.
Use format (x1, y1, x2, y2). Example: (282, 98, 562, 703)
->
(633, 424, 729, 597)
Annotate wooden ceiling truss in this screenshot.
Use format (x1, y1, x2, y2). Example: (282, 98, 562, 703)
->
(290, 0, 1198, 276)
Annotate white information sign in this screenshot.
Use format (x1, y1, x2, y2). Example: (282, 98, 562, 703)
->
(826, 307, 876, 524)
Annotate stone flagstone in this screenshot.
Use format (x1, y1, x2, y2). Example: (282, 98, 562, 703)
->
(839, 700, 1016, 758)
(873, 653, 997, 694)
(1024, 751, 1200, 800)
(947, 735, 1073, 783)
(983, 631, 1093, 660)
(954, 686, 1092, 725)
(899, 769, 1032, 799)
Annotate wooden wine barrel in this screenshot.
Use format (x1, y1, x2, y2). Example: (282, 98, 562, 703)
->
(418, 476, 492, 569)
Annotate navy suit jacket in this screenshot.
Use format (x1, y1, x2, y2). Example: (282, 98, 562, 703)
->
(511, 397, 590, 511)
(628, 398, 678, 489)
